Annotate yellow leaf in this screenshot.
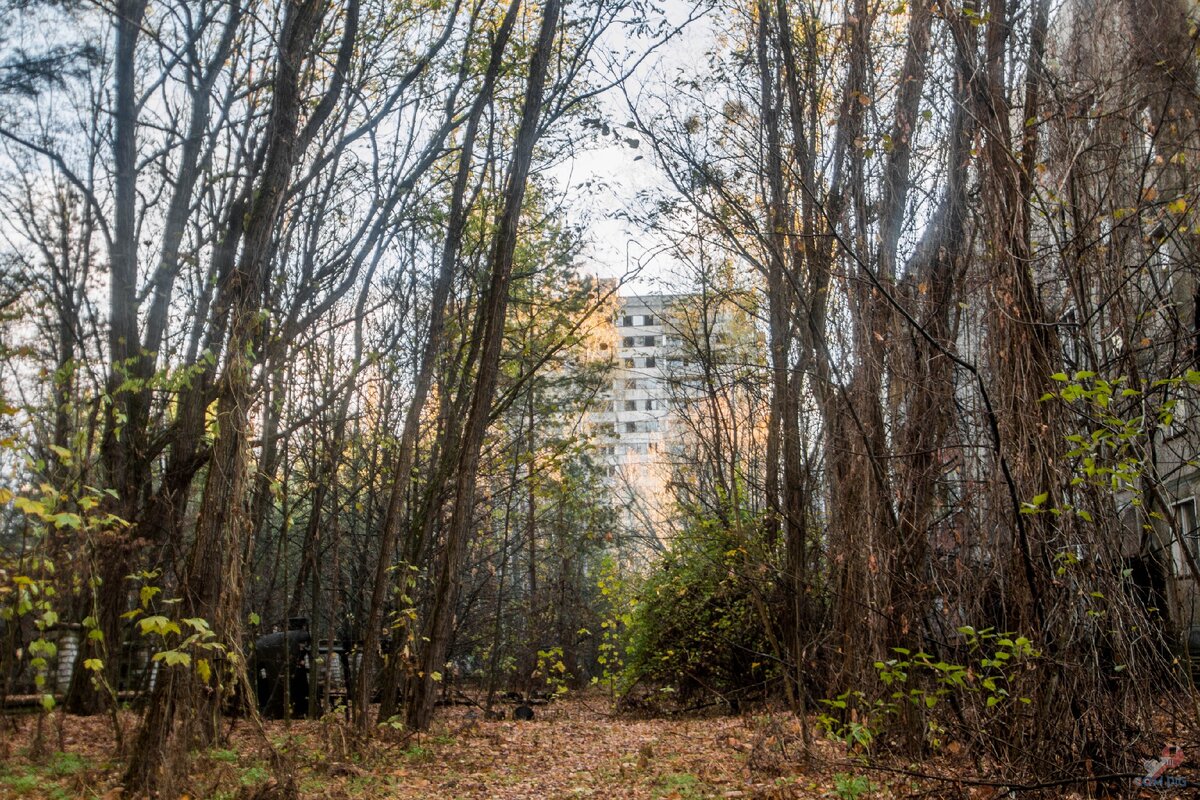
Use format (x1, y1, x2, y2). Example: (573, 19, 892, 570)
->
(139, 615, 181, 637)
(13, 496, 45, 516)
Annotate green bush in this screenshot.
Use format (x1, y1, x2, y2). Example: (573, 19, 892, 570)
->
(622, 516, 776, 705)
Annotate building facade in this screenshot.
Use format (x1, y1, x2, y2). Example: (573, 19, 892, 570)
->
(585, 294, 680, 552)
(582, 290, 766, 555)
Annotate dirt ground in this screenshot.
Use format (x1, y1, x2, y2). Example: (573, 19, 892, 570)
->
(0, 697, 1120, 799)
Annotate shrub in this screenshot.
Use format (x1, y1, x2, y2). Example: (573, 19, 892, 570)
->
(622, 516, 776, 706)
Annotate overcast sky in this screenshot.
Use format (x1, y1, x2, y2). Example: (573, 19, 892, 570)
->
(551, 0, 717, 295)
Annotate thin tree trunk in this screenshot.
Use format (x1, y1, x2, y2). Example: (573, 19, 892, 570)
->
(352, 0, 523, 727)
(123, 0, 338, 789)
(404, 0, 562, 732)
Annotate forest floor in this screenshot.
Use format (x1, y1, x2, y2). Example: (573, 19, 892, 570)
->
(0, 696, 1087, 799)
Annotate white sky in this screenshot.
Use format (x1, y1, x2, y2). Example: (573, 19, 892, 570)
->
(551, 0, 717, 295)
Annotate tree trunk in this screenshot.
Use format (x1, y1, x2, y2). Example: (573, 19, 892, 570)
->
(404, 0, 562, 732)
(352, 0, 523, 728)
(123, 0, 335, 790)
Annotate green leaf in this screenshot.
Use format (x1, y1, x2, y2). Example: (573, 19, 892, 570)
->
(50, 512, 82, 530)
(83, 658, 104, 672)
(13, 496, 45, 516)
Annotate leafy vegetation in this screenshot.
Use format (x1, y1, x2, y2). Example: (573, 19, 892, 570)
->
(622, 514, 777, 708)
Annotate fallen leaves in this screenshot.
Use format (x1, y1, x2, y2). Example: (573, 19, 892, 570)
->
(0, 697, 1025, 798)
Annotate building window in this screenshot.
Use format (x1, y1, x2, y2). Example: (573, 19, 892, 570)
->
(625, 422, 636, 433)
(623, 315, 635, 327)
(644, 315, 656, 325)
(1177, 498, 1199, 564)
(1166, 387, 1192, 435)
(623, 336, 635, 348)
(624, 358, 635, 368)
(641, 336, 658, 347)
(625, 379, 639, 389)
(644, 356, 656, 368)
(645, 399, 656, 411)
(624, 400, 637, 411)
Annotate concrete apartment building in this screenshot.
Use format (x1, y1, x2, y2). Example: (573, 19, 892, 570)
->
(586, 294, 680, 550)
(583, 290, 761, 554)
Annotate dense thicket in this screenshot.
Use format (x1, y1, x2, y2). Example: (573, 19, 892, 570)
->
(0, 0, 650, 791)
(621, 0, 1200, 782)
